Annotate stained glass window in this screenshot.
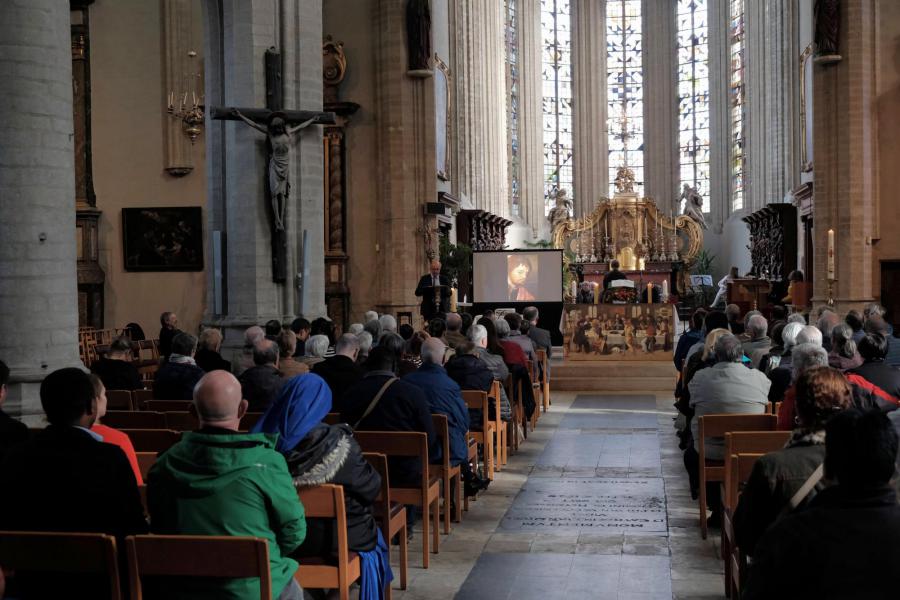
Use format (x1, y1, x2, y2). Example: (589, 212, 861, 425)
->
(677, 0, 710, 213)
(606, 0, 644, 197)
(541, 0, 573, 215)
(506, 0, 521, 217)
(729, 0, 745, 212)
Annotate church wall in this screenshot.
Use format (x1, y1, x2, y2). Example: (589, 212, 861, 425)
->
(90, 0, 207, 336)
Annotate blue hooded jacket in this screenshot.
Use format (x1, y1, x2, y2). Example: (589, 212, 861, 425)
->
(403, 363, 469, 466)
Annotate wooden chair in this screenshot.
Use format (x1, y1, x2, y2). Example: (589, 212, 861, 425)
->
(136, 452, 158, 481)
(294, 484, 362, 600)
(697, 413, 777, 539)
(526, 360, 540, 430)
(363, 452, 408, 595)
(462, 390, 495, 480)
(106, 390, 134, 411)
(726, 453, 764, 599)
(122, 429, 182, 453)
(101, 411, 167, 430)
(164, 411, 199, 432)
(137, 364, 158, 387)
(126, 535, 271, 600)
(353, 431, 440, 568)
(240, 412, 264, 431)
(0, 531, 122, 600)
(431, 413, 461, 533)
(324, 412, 342, 425)
(133, 388, 154, 410)
(535, 348, 551, 412)
(489, 380, 507, 468)
(503, 374, 521, 453)
(465, 433, 479, 511)
(144, 400, 192, 413)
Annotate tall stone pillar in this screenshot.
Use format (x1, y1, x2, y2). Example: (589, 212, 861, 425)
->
(572, 0, 608, 217)
(707, 0, 731, 229)
(0, 0, 81, 423)
(518, 0, 546, 236)
(641, 0, 678, 213)
(811, 0, 877, 310)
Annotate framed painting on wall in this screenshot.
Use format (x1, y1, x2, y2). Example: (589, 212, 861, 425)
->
(122, 207, 204, 271)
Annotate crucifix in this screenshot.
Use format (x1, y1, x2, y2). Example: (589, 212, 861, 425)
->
(209, 47, 336, 283)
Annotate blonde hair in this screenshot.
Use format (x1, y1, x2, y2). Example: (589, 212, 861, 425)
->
(701, 328, 731, 362)
(198, 327, 223, 351)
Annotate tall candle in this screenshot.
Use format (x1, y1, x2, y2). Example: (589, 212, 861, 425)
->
(662, 279, 669, 299)
(647, 282, 653, 303)
(827, 228, 835, 280)
(450, 288, 458, 312)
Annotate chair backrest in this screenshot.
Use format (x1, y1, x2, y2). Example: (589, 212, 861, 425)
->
(535, 349, 549, 383)
(461, 390, 490, 434)
(295, 484, 350, 560)
(489, 379, 503, 434)
(726, 453, 765, 510)
(353, 431, 430, 493)
(102, 411, 167, 430)
(126, 535, 271, 600)
(526, 360, 536, 383)
(431, 414, 451, 470)
(324, 412, 341, 425)
(145, 400, 192, 413)
(133, 388, 154, 409)
(106, 390, 134, 411)
(122, 429, 182, 453)
(136, 452, 158, 480)
(0, 531, 122, 600)
(724, 431, 791, 458)
(164, 411, 199, 432)
(699, 414, 777, 441)
(362, 452, 392, 541)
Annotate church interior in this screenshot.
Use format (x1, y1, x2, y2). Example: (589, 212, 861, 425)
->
(2, 0, 900, 599)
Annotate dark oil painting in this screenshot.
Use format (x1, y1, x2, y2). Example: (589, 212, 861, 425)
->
(122, 207, 203, 271)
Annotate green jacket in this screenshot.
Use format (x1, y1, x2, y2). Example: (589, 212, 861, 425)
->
(147, 430, 305, 599)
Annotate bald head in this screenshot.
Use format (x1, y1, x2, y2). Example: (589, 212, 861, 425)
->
(421, 337, 447, 365)
(193, 371, 247, 428)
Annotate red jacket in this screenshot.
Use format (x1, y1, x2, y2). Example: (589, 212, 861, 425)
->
(501, 340, 528, 369)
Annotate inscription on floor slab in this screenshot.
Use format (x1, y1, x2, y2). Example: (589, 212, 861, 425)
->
(500, 477, 666, 532)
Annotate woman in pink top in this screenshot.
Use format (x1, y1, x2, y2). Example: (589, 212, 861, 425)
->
(88, 374, 143, 485)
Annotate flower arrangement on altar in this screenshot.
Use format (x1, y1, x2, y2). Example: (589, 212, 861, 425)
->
(601, 287, 638, 304)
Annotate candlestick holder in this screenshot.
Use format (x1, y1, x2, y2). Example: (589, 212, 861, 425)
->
(826, 278, 836, 307)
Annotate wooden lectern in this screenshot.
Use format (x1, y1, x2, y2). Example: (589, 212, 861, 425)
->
(727, 279, 771, 314)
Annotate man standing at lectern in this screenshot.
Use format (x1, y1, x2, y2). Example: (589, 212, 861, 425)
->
(603, 260, 628, 291)
(415, 259, 451, 321)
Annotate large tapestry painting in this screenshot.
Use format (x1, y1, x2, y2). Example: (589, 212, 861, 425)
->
(122, 207, 204, 271)
(563, 303, 674, 361)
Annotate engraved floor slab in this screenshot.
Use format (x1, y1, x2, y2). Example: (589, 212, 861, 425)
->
(558, 395, 659, 431)
(499, 477, 667, 533)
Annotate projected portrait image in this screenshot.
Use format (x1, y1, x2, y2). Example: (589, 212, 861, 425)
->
(507, 254, 538, 301)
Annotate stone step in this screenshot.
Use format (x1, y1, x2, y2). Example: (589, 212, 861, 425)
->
(551, 362, 676, 378)
(551, 376, 675, 392)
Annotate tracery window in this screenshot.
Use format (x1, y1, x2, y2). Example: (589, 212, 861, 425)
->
(540, 0, 573, 215)
(729, 0, 745, 212)
(606, 0, 644, 197)
(677, 0, 710, 212)
(506, 0, 521, 217)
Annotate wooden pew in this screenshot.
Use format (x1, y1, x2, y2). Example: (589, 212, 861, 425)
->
(726, 453, 764, 599)
(431, 413, 461, 533)
(0, 531, 122, 600)
(144, 400, 192, 413)
(101, 411, 166, 430)
(461, 390, 495, 481)
(697, 413, 777, 539)
(353, 431, 440, 569)
(294, 484, 362, 600)
(122, 429, 181, 454)
(489, 380, 506, 469)
(126, 535, 272, 600)
(363, 452, 407, 596)
(133, 389, 154, 410)
(526, 360, 540, 430)
(136, 452, 158, 481)
(164, 411, 199, 432)
(535, 348, 550, 412)
(503, 375, 521, 453)
(106, 390, 134, 411)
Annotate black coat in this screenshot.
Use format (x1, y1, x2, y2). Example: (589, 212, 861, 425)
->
(414, 273, 451, 320)
(154, 361, 205, 400)
(158, 327, 180, 358)
(602, 269, 627, 290)
(744, 485, 900, 599)
(339, 372, 439, 485)
(850, 360, 900, 399)
(287, 424, 380, 554)
(445, 353, 495, 428)
(0, 409, 28, 464)
(91, 357, 144, 391)
(238, 365, 285, 413)
(313, 355, 363, 403)
(195, 348, 232, 373)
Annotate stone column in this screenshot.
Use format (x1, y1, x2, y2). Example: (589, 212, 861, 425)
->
(811, 0, 877, 310)
(707, 0, 731, 229)
(0, 0, 81, 423)
(571, 0, 608, 217)
(518, 0, 546, 236)
(641, 0, 678, 213)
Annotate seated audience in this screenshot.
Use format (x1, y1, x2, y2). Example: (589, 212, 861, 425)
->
(816, 309, 841, 351)
(399, 331, 428, 376)
(725, 304, 744, 336)
(504, 312, 536, 363)
(775, 344, 830, 429)
(405, 338, 487, 497)
(744, 314, 771, 368)
(460, 312, 474, 337)
(339, 346, 438, 486)
(147, 370, 305, 600)
(234, 325, 265, 376)
(265, 319, 282, 340)
(378, 313, 397, 334)
(154, 332, 205, 400)
(684, 334, 770, 515)
(685, 310, 730, 361)
(0, 359, 29, 464)
(310, 318, 336, 357)
(276, 329, 310, 379)
(495, 317, 527, 369)
(674, 309, 707, 372)
(312, 333, 363, 401)
(796, 324, 823, 347)
(675, 327, 732, 438)
(735, 366, 851, 556)
(744, 409, 900, 599)
(863, 302, 891, 332)
(763, 322, 805, 401)
(158, 310, 181, 359)
(89, 375, 144, 485)
(364, 319, 383, 345)
(239, 339, 285, 412)
(364, 310, 379, 324)
(379, 332, 407, 360)
(444, 312, 467, 349)
(399, 323, 415, 340)
(252, 373, 392, 596)
(865, 315, 900, 367)
(850, 333, 900, 400)
(493, 317, 536, 419)
(124, 322, 146, 341)
(194, 327, 232, 372)
(767, 305, 787, 337)
(828, 323, 863, 371)
(90, 335, 143, 390)
(356, 331, 374, 366)
(348, 322, 365, 336)
(290, 317, 311, 357)
(523, 306, 552, 379)
(427, 317, 447, 342)
(846, 309, 865, 343)
(787, 313, 807, 325)
(299, 334, 330, 367)
(446, 340, 497, 428)
(482, 309, 495, 323)
(468, 323, 512, 422)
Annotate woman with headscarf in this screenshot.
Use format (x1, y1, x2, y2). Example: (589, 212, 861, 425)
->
(252, 373, 392, 600)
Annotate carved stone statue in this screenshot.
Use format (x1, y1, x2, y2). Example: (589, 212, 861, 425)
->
(231, 109, 316, 232)
(814, 0, 840, 57)
(547, 188, 572, 230)
(406, 0, 432, 71)
(679, 183, 708, 230)
(613, 166, 636, 194)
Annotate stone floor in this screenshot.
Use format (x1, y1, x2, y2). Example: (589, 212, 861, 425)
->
(388, 391, 725, 600)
